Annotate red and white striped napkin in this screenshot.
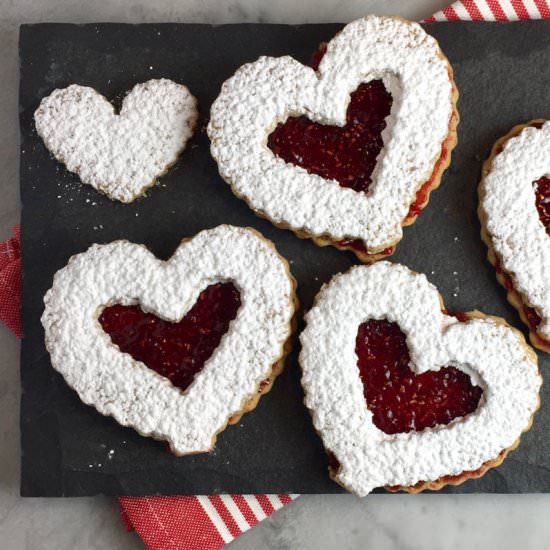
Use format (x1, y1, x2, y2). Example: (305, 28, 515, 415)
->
(426, 0, 549, 21)
(118, 494, 298, 549)
(2, 1, 549, 548)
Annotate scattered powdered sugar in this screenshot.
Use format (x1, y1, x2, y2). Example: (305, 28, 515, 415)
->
(480, 121, 550, 339)
(208, 16, 453, 252)
(41, 225, 296, 455)
(34, 79, 198, 203)
(300, 262, 540, 496)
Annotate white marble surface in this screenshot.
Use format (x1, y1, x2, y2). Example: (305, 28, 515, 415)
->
(1, 1, 550, 549)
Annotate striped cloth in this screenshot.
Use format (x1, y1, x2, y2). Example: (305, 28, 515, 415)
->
(427, 0, 550, 21)
(118, 494, 299, 549)
(2, 2, 547, 548)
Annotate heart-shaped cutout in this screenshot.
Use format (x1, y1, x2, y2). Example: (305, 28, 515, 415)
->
(534, 175, 550, 235)
(356, 319, 482, 435)
(99, 282, 241, 392)
(208, 16, 458, 259)
(300, 262, 540, 496)
(268, 75, 392, 194)
(479, 120, 550, 352)
(34, 79, 198, 203)
(42, 226, 296, 454)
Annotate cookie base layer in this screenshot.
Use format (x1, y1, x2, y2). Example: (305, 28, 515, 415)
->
(324, 307, 539, 494)
(478, 119, 550, 353)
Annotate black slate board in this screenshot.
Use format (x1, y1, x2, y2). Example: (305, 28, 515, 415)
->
(19, 21, 550, 497)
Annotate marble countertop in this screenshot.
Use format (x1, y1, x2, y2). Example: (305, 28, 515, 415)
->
(1, 1, 549, 549)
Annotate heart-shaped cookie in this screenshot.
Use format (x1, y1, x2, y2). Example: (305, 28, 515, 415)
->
(300, 262, 540, 496)
(479, 120, 550, 352)
(208, 16, 458, 262)
(34, 79, 198, 203)
(41, 226, 296, 454)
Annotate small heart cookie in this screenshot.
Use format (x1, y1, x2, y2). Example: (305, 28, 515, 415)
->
(34, 79, 198, 203)
(300, 262, 540, 496)
(208, 16, 458, 262)
(479, 120, 550, 352)
(41, 226, 297, 454)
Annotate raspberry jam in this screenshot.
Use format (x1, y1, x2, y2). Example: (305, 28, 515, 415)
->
(534, 176, 550, 236)
(99, 282, 241, 392)
(334, 239, 394, 256)
(524, 306, 543, 332)
(268, 79, 392, 194)
(356, 319, 482, 434)
(406, 147, 449, 220)
(446, 310, 470, 323)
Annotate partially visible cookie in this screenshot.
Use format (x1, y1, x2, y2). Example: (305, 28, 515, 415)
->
(478, 120, 550, 352)
(34, 79, 198, 203)
(208, 16, 458, 262)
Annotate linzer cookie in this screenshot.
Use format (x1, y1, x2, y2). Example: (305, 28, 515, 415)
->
(41, 226, 297, 455)
(208, 16, 458, 262)
(479, 120, 550, 353)
(300, 262, 540, 496)
(34, 79, 198, 203)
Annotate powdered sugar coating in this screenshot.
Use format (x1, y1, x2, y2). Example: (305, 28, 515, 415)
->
(208, 16, 454, 252)
(41, 226, 295, 454)
(34, 79, 198, 203)
(480, 121, 550, 339)
(300, 262, 540, 496)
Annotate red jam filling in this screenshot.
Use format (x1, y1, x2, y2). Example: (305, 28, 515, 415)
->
(309, 44, 327, 71)
(268, 79, 392, 194)
(406, 146, 449, 220)
(524, 306, 543, 333)
(268, 43, 392, 194)
(355, 319, 482, 435)
(534, 176, 550, 236)
(333, 239, 393, 256)
(269, 45, 448, 258)
(441, 309, 470, 323)
(99, 282, 241, 392)
(446, 310, 470, 323)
